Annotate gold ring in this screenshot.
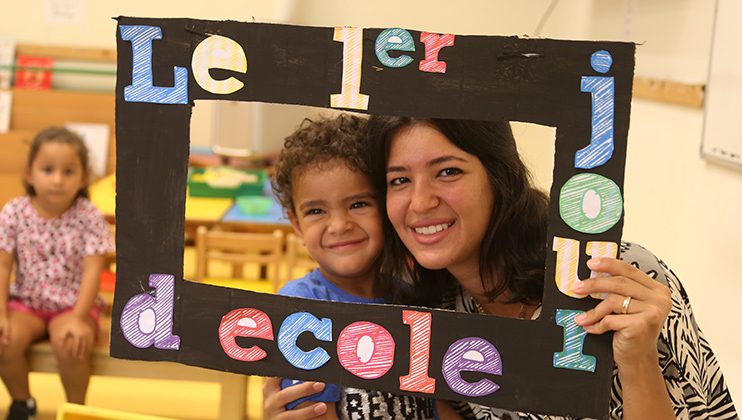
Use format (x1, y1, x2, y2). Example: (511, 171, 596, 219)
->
(621, 296, 632, 314)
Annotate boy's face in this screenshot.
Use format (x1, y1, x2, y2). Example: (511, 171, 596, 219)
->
(289, 161, 383, 286)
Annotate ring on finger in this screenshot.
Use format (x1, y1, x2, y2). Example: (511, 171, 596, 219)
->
(621, 296, 632, 314)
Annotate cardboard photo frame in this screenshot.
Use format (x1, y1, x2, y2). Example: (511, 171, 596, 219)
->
(111, 17, 634, 418)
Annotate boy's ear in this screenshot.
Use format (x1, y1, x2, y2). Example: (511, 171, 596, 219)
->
(288, 213, 303, 238)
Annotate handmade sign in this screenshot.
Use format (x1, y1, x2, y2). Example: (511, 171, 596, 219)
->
(112, 17, 634, 418)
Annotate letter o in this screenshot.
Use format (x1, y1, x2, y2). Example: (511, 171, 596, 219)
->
(559, 173, 623, 234)
(337, 321, 395, 379)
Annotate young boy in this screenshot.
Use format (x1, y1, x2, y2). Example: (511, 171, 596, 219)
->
(267, 114, 436, 420)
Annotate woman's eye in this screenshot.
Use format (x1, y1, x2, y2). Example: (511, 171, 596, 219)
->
(389, 177, 409, 186)
(439, 167, 462, 177)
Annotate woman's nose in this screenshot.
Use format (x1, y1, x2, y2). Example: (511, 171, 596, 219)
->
(409, 182, 439, 213)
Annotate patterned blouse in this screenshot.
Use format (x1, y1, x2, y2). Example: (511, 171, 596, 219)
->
(0, 196, 114, 312)
(442, 242, 737, 420)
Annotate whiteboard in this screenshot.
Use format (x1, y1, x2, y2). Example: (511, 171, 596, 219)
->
(702, 0, 742, 168)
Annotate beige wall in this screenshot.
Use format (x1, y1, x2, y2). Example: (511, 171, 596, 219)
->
(3, 0, 739, 404)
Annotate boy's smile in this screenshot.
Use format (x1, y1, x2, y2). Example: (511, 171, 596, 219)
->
(290, 160, 383, 297)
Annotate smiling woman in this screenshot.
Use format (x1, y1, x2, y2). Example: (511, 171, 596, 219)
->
(364, 116, 737, 419)
(368, 117, 549, 317)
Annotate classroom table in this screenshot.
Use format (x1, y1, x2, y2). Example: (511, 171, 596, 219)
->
(217, 188, 293, 234)
(89, 173, 292, 236)
(90, 174, 234, 238)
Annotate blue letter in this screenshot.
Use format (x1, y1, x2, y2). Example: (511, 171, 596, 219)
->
(119, 25, 188, 104)
(576, 50, 614, 169)
(375, 28, 415, 68)
(553, 309, 596, 372)
(278, 312, 332, 370)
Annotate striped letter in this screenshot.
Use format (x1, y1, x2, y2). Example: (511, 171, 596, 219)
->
(218, 308, 273, 362)
(399, 310, 436, 393)
(192, 35, 247, 94)
(278, 312, 332, 370)
(576, 50, 614, 169)
(553, 309, 596, 372)
(375, 28, 415, 68)
(419, 32, 455, 73)
(442, 337, 502, 397)
(559, 173, 623, 234)
(337, 321, 395, 379)
(119, 25, 188, 104)
(330, 27, 369, 110)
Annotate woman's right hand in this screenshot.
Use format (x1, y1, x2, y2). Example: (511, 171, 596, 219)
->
(263, 377, 329, 419)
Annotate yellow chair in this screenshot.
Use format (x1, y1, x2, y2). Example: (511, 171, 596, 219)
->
(195, 226, 284, 293)
(56, 402, 176, 420)
(283, 233, 318, 286)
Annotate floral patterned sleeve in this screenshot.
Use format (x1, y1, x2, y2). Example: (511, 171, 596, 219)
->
(610, 242, 737, 419)
(80, 199, 115, 256)
(0, 199, 19, 254)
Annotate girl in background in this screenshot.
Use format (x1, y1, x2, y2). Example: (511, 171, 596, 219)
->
(0, 127, 114, 420)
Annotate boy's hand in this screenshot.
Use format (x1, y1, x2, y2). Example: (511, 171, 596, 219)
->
(263, 377, 329, 419)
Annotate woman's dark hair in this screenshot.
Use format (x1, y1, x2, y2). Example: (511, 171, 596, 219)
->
(24, 126, 90, 199)
(366, 116, 549, 307)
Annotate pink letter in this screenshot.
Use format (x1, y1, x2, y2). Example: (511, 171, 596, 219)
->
(218, 308, 274, 362)
(419, 32, 455, 73)
(399, 310, 436, 393)
(337, 321, 395, 379)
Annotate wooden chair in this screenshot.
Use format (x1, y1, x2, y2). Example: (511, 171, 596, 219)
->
(195, 226, 284, 293)
(283, 233, 318, 286)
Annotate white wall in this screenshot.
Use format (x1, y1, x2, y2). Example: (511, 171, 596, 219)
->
(3, 0, 739, 405)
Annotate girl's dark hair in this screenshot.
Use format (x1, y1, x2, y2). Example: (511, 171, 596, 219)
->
(366, 116, 549, 307)
(24, 126, 90, 199)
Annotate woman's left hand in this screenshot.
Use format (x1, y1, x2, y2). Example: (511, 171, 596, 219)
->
(573, 257, 672, 370)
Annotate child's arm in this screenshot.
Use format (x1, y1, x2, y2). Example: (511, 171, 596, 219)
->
(55, 254, 104, 359)
(0, 250, 13, 348)
(74, 254, 104, 317)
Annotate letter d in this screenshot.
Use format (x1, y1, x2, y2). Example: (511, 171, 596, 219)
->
(120, 274, 181, 350)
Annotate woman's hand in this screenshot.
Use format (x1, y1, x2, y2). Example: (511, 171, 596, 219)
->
(574, 258, 675, 419)
(263, 377, 329, 420)
(573, 257, 671, 370)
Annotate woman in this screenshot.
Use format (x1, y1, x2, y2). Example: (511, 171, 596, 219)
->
(264, 117, 737, 419)
(365, 116, 736, 419)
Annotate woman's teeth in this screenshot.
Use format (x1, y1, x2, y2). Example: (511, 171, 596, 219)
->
(414, 223, 451, 235)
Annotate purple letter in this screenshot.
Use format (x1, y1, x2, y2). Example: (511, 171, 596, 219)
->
(441, 337, 502, 397)
(120, 274, 180, 350)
